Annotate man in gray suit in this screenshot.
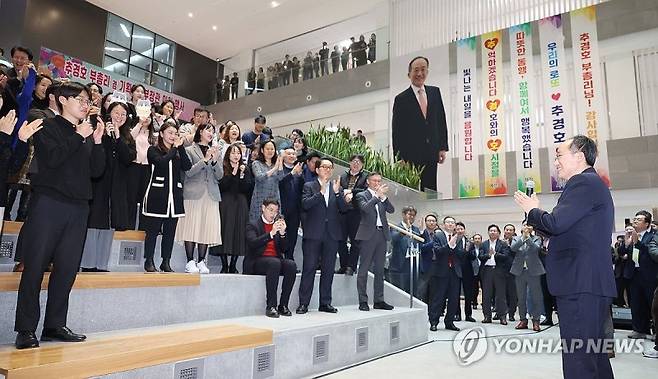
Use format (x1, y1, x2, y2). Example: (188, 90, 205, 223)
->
(509, 223, 545, 331)
(355, 172, 395, 311)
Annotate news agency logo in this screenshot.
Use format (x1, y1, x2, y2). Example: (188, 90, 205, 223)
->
(453, 327, 646, 365)
(453, 327, 488, 366)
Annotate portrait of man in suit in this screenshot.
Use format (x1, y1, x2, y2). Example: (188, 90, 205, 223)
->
(515, 135, 616, 379)
(392, 56, 448, 191)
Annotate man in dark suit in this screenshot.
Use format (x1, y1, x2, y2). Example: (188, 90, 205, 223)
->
(612, 235, 631, 307)
(281, 55, 293, 86)
(478, 224, 511, 325)
(245, 199, 297, 318)
(421, 216, 463, 331)
(330, 46, 341, 74)
(296, 158, 347, 314)
(515, 135, 616, 379)
(502, 224, 519, 322)
(279, 148, 304, 260)
(617, 210, 658, 339)
(336, 154, 368, 275)
(418, 213, 439, 304)
(355, 172, 395, 311)
(392, 56, 448, 191)
(389, 206, 420, 294)
(459, 232, 480, 322)
(319, 42, 330, 76)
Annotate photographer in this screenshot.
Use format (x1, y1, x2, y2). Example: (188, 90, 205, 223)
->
(245, 199, 297, 318)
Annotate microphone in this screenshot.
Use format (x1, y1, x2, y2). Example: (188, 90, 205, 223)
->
(526, 180, 535, 197)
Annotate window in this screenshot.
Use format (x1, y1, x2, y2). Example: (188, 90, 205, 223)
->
(103, 13, 176, 92)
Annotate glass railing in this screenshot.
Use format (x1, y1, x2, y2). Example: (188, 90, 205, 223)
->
(214, 26, 388, 103)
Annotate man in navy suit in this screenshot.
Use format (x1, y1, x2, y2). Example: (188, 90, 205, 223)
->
(389, 206, 421, 294)
(515, 135, 616, 379)
(478, 224, 511, 325)
(279, 148, 305, 260)
(392, 56, 448, 191)
(296, 158, 347, 314)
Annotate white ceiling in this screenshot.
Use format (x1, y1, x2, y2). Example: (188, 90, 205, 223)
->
(87, 0, 386, 61)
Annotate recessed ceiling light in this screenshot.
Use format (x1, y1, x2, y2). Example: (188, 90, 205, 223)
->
(188, 12, 194, 18)
(212, 25, 218, 31)
(271, 1, 280, 8)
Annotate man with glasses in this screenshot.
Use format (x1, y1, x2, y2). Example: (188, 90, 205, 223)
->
(337, 154, 368, 275)
(617, 210, 658, 341)
(515, 135, 616, 378)
(296, 158, 347, 314)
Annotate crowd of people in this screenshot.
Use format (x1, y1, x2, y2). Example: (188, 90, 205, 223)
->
(216, 33, 377, 101)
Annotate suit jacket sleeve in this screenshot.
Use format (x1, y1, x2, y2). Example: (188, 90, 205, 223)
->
(301, 182, 324, 210)
(434, 87, 449, 151)
(246, 222, 272, 254)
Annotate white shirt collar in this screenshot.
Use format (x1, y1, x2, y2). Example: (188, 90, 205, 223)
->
(411, 83, 425, 94)
(262, 215, 274, 225)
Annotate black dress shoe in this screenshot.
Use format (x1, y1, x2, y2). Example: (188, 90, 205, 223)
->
(277, 305, 292, 316)
(265, 307, 279, 318)
(465, 316, 477, 322)
(80, 267, 97, 272)
(296, 304, 308, 314)
(540, 319, 554, 326)
(345, 267, 354, 276)
(319, 304, 338, 313)
(493, 314, 500, 320)
(15, 331, 39, 349)
(482, 318, 492, 323)
(509, 315, 516, 322)
(144, 259, 157, 272)
(373, 301, 394, 310)
(159, 259, 174, 273)
(454, 315, 462, 321)
(359, 302, 370, 311)
(41, 326, 86, 342)
(430, 324, 438, 332)
(445, 324, 461, 331)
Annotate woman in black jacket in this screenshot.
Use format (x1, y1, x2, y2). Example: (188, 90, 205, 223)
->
(80, 101, 137, 272)
(142, 119, 192, 272)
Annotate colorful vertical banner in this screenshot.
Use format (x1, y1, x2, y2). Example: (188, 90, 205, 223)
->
(539, 15, 572, 191)
(509, 23, 542, 194)
(481, 31, 507, 196)
(457, 37, 480, 198)
(570, 6, 612, 187)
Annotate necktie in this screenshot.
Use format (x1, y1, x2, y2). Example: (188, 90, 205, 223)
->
(448, 234, 454, 268)
(418, 88, 427, 119)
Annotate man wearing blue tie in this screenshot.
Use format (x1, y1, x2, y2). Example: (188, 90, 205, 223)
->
(515, 135, 616, 379)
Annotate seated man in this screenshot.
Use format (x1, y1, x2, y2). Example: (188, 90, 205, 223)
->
(246, 198, 297, 318)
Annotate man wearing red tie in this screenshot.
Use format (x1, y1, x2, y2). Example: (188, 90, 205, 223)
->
(392, 56, 449, 191)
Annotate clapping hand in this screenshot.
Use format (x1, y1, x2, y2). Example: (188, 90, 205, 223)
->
(332, 178, 341, 194)
(17, 119, 44, 142)
(92, 118, 105, 144)
(0, 110, 17, 135)
(292, 162, 303, 175)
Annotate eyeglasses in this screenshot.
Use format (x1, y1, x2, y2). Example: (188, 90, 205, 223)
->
(319, 165, 333, 169)
(73, 96, 92, 107)
(633, 217, 647, 222)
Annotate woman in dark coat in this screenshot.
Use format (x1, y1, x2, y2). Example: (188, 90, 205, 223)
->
(80, 101, 136, 271)
(142, 119, 192, 272)
(217, 142, 254, 273)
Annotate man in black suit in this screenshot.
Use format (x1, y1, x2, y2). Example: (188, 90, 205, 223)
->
(296, 158, 347, 314)
(478, 224, 511, 325)
(421, 216, 463, 331)
(336, 154, 368, 275)
(245, 199, 297, 318)
(392, 56, 448, 191)
(355, 172, 395, 311)
(460, 232, 480, 322)
(278, 148, 304, 260)
(330, 46, 341, 74)
(281, 55, 293, 86)
(515, 135, 617, 379)
(502, 224, 519, 322)
(319, 42, 330, 76)
(617, 210, 658, 340)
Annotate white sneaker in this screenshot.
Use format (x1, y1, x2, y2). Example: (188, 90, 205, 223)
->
(185, 260, 200, 273)
(197, 261, 210, 274)
(643, 348, 658, 358)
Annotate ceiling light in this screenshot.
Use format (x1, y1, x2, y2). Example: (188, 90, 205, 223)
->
(132, 34, 154, 40)
(104, 47, 126, 52)
(271, 1, 280, 8)
(120, 23, 130, 38)
(212, 25, 218, 31)
(188, 12, 194, 18)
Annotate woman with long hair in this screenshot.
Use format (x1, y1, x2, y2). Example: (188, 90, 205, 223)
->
(81, 101, 137, 271)
(127, 113, 157, 230)
(293, 137, 308, 162)
(174, 124, 223, 274)
(126, 84, 146, 127)
(218, 143, 254, 272)
(249, 140, 284, 222)
(142, 119, 192, 272)
(220, 120, 241, 159)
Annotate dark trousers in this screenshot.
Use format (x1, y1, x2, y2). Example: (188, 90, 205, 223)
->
(320, 61, 329, 76)
(428, 268, 460, 326)
(253, 257, 297, 308)
(4, 184, 31, 221)
(338, 210, 360, 270)
(299, 235, 337, 306)
(506, 272, 518, 317)
(480, 266, 508, 318)
(629, 273, 658, 334)
(282, 73, 290, 86)
(541, 273, 556, 320)
(284, 213, 300, 261)
(417, 271, 431, 303)
(292, 70, 299, 83)
(332, 62, 340, 73)
(303, 68, 312, 80)
(420, 161, 438, 191)
(555, 294, 614, 379)
(230, 86, 238, 99)
(357, 229, 386, 304)
(15, 193, 89, 332)
(143, 216, 178, 261)
(126, 163, 151, 230)
(652, 287, 658, 349)
(461, 271, 476, 317)
(614, 277, 630, 307)
(389, 268, 418, 296)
